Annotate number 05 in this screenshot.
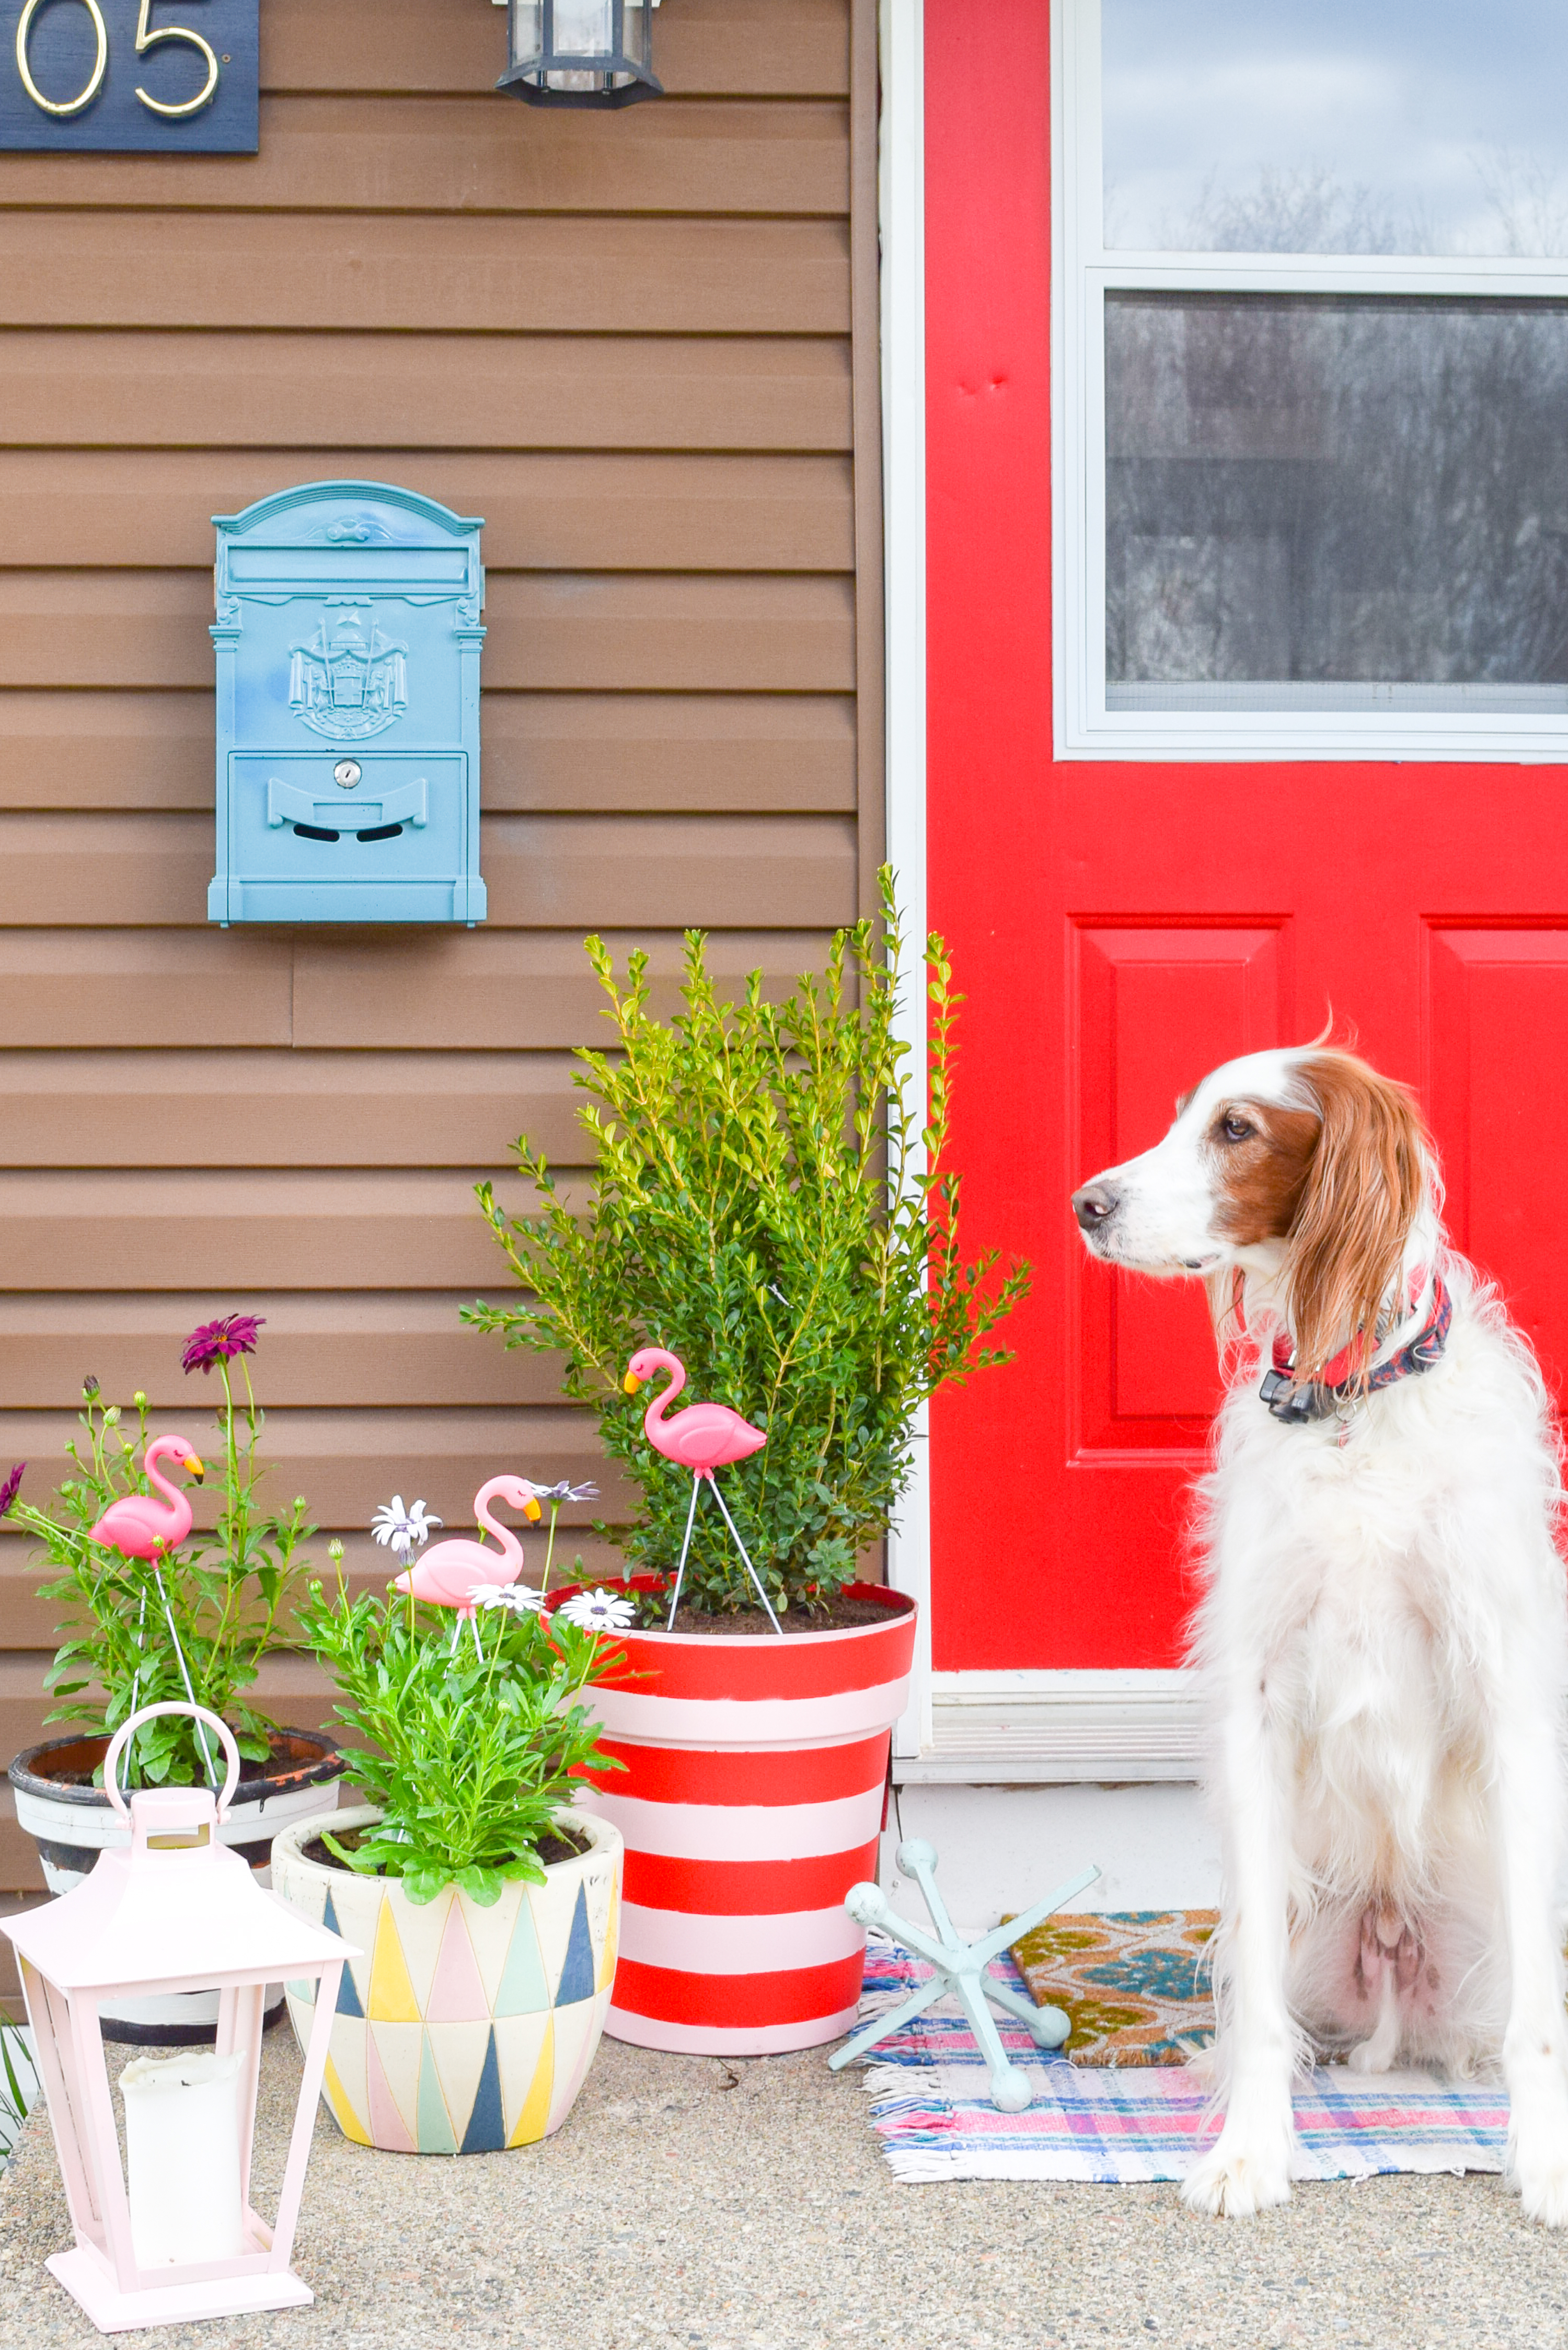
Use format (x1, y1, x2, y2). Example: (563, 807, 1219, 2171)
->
(135, 0, 218, 118)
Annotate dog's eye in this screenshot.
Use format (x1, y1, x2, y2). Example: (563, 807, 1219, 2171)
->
(1220, 1112, 1254, 1144)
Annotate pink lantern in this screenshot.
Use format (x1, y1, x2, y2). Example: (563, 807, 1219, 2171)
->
(1, 1702, 357, 2334)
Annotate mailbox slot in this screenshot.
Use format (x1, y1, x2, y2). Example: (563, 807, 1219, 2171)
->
(265, 775, 431, 834)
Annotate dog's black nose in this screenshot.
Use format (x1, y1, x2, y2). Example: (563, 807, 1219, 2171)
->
(1073, 1183, 1119, 1231)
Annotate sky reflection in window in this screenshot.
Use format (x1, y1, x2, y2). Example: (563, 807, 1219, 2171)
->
(1102, 1, 1568, 256)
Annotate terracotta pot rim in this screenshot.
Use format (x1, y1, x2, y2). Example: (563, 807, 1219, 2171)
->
(7, 1724, 343, 1807)
(272, 1800, 622, 1891)
(557, 1576, 916, 1648)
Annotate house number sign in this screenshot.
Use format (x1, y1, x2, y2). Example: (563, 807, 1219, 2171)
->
(0, 0, 257, 151)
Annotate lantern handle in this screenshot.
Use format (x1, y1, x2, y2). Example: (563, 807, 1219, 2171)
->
(102, 1702, 243, 1821)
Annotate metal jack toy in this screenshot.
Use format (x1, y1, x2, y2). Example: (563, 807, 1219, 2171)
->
(829, 1840, 1101, 2111)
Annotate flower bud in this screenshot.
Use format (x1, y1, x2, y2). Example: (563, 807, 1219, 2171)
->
(102, 1406, 120, 1426)
(82, 1375, 100, 1400)
(293, 1496, 307, 1512)
(328, 1538, 344, 1562)
(133, 1391, 147, 1411)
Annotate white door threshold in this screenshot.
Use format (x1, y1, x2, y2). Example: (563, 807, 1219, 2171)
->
(895, 1667, 1203, 1784)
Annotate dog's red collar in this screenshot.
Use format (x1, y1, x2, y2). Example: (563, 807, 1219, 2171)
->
(1248, 1268, 1453, 1426)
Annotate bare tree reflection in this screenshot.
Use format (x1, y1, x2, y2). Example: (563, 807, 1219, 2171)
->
(1162, 165, 1431, 257)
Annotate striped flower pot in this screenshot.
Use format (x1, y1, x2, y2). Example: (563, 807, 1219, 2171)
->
(573, 1581, 916, 2056)
(270, 1804, 622, 2155)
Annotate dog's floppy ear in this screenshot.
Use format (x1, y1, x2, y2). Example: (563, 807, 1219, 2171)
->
(1285, 1053, 1427, 1384)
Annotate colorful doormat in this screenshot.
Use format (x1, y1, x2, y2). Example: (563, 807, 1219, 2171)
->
(1005, 1908, 1219, 2065)
(856, 1943, 1508, 2186)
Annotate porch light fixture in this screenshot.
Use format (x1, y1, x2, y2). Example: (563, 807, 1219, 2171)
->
(497, 0, 663, 109)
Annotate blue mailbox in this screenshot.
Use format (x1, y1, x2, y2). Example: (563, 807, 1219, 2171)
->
(209, 481, 486, 926)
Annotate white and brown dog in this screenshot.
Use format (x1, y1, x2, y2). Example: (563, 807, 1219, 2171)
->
(1073, 1046, 1568, 2222)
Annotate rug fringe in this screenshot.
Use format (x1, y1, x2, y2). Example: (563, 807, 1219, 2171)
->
(854, 1989, 915, 2021)
(877, 2146, 972, 2183)
(861, 2062, 926, 2101)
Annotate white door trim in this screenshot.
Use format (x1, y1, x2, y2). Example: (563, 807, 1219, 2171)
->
(878, 0, 1201, 1783)
(879, 0, 931, 1761)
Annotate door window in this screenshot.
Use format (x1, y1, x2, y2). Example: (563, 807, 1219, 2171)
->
(1058, 1, 1568, 756)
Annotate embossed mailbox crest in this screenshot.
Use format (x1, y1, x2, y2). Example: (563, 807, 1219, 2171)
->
(210, 482, 486, 926)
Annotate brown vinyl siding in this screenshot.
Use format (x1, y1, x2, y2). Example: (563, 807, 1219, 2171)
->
(0, 0, 882, 1921)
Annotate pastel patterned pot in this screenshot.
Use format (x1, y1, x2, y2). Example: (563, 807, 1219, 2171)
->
(270, 1804, 622, 2155)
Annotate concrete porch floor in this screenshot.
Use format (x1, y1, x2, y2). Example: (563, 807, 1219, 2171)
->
(3, 2029, 1566, 2349)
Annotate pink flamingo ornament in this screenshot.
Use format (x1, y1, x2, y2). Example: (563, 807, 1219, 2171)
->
(389, 1477, 542, 1635)
(89, 1436, 217, 1784)
(622, 1349, 780, 1632)
(89, 1433, 204, 1558)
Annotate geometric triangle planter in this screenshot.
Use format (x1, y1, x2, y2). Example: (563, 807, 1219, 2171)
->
(270, 1805, 622, 2154)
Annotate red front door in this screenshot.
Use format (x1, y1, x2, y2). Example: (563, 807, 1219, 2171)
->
(924, 1, 1568, 1674)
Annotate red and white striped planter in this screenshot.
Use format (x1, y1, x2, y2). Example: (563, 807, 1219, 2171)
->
(570, 1581, 916, 2057)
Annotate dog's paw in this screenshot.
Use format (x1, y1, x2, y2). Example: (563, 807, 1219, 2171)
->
(1181, 2131, 1294, 2219)
(1346, 2030, 1398, 2076)
(1513, 2151, 1568, 2228)
(1512, 2123, 1568, 2228)
(1506, 2060, 1568, 2226)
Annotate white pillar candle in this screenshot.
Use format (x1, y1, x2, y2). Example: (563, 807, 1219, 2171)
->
(118, 2048, 246, 2270)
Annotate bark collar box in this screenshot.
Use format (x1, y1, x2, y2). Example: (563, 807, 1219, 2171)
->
(210, 480, 487, 928)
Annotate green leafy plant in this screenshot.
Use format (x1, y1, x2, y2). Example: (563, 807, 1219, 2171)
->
(5, 1319, 312, 1789)
(0, 2019, 37, 2169)
(297, 1564, 622, 1906)
(464, 870, 1031, 1617)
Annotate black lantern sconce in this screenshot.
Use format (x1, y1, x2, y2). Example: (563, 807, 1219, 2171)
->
(498, 0, 663, 109)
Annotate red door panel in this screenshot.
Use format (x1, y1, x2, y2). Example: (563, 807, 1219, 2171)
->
(923, 1, 1568, 1674)
(1426, 927, 1568, 1392)
(1076, 923, 1287, 1453)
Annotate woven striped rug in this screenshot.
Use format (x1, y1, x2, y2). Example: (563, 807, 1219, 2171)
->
(855, 1944, 1508, 2185)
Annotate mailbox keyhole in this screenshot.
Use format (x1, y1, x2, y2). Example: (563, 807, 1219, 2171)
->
(294, 822, 340, 843)
(357, 823, 405, 843)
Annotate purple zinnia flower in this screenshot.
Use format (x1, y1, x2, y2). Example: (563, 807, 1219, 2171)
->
(0, 1461, 24, 1517)
(182, 1315, 266, 1377)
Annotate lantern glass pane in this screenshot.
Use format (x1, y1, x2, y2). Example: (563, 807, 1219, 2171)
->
(510, 1, 544, 70)
(555, 0, 615, 57)
(622, 0, 653, 76)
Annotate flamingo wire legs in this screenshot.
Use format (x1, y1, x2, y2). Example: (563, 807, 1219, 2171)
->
(667, 1469, 783, 1634)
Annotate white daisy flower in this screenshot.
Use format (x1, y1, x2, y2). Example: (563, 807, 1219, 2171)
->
(555, 1587, 637, 1633)
(472, 1583, 545, 1616)
(371, 1496, 442, 1558)
(531, 1480, 600, 1504)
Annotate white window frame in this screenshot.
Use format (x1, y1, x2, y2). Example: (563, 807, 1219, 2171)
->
(1053, 0, 1568, 765)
